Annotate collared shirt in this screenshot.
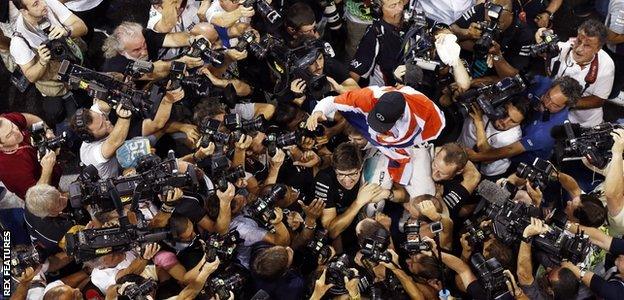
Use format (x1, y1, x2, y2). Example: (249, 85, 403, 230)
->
(350, 20, 404, 86)
(420, 0, 474, 25)
(549, 41, 615, 127)
(606, 0, 624, 54)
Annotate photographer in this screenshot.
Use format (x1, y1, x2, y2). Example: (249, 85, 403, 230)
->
(10, 266, 86, 300)
(549, 19, 615, 127)
(402, 195, 453, 249)
(250, 245, 305, 300)
(349, 0, 405, 86)
(69, 89, 184, 179)
(204, 0, 254, 46)
(517, 217, 582, 300)
(101, 21, 203, 77)
(605, 128, 624, 237)
(10, 0, 88, 126)
(458, 96, 530, 178)
(283, 2, 319, 43)
(0, 112, 60, 200)
(451, 0, 536, 78)
(467, 76, 583, 167)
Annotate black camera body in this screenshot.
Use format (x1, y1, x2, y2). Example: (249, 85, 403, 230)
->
(241, 0, 282, 25)
(236, 31, 269, 58)
(214, 165, 246, 192)
(484, 199, 532, 244)
(58, 60, 164, 119)
(326, 254, 359, 295)
(560, 121, 623, 169)
(169, 61, 213, 98)
(516, 157, 555, 190)
(10, 246, 40, 277)
(187, 37, 224, 66)
(206, 270, 248, 300)
(457, 74, 526, 120)
(125, 60, 154, 78)
(360, 228, 392, 264)
(474, 4, 503, 57)
(203, 230, 244, 262)
(246, 184, 287, 232)
(528, 30, 560, 57)
(465, 219, 491, 248)
(307, 229, 332, 260)
(199, 119, 235, 147)
(470, 253, 511, 299)
(532, 210, 592, 264)
(121, 279, 158, 300)
(29, 121, 67, 161)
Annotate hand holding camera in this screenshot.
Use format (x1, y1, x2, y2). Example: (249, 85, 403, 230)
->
(141, 242, 161, 260)
(355, 183, 384, 206)
(48, 25, 69, 40)
(40, 150, 57, 171)
(115, 104, 133, 119)
(468, 22, 483, 40)
(217, 182, 235, 206)
(239, 5, 255, 18)
(610, 128, 624, 153)
(270, 207, 284, 225)
(522, 217, 549, 239)
(37, 45, 51, 66)
(290, 78, 307, 95)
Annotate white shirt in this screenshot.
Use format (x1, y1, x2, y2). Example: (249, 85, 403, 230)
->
(147, 1, 200, 59)
(606, 0, 624, 53)
(550, 40, 615, 127)
(419, 0, 474, 25)
(62, 0, 104, 11)
(205, 1, 249, 25)
(91, 251, 136, 293)
(9, 0, 72, 65)
(80, 138, 120, 179)
(458, 117, 522, 176)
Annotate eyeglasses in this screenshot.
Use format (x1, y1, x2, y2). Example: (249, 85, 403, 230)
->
(336, 169, 361, 180)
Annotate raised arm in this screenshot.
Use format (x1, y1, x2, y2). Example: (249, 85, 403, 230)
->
(605, 129, 624, 216)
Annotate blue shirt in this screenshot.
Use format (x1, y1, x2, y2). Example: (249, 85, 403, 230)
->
(513, 76, 569, 165)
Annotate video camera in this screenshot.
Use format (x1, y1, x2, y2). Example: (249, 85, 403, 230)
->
(29, 121, 67, 161)
(477, 180, 533, 244)
(69, 151, 199, 215)
(241, 0, 282, 25)
(457, 74, 527, 120)
(290, 40, 336, 100)
(528, 30, 560, 57)
(245, 184, 287, 232)
(186, 37, 225, 67)
(556, 121, 623, 169)
(360, 228, 392, 264)
(474, 3, 503, 58)
(202, 230, 244, 262)
(516, 157, 555, 190)
(57, 60, 164, 119)
(470, 253, 511, 299)
(532, 210, 592, 264)
(9, 245, 40, 277)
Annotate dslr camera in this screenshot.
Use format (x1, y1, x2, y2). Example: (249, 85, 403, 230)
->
(325, 254, 370, 296)
(205, 267, 248, 300)
(9, 245, 40, 277)
(241, 0, 282, 25)
(532, 210, 592, 264)
(245, 184, 288, 232)
(470, 253, 511, 299)
(29, 121, 67, 161)
(360, 228, 393, 264)
(528, 30, 560, 57)
(202, 230, 244, 262)
(474, 3, 503, 57)
(464, 219, 491, 248)
(187, 37, 225, 67)
(169, 61, 212, 98)
(457, 74, 527, 120)
(210, 154, 246, 192)
(235, 31, 269, 58)
(516, 157, 555, 190)
(307, 229, 333, 260)
(401, 221, 432, 254)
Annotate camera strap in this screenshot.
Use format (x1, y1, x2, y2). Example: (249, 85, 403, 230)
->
(550, 46, 599, 94)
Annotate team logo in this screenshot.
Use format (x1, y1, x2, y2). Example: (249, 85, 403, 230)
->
(376, 113, 385, 121)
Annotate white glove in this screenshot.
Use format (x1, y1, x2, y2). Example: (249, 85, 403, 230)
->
(435, 33, 461, 67)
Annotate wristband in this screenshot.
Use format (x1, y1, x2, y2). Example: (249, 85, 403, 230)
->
(118, 115, 131, 120)
(521, 236, 533, 243)
(160, 204, 175, 213)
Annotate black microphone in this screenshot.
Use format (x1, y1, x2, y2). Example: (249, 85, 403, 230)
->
(476, 180, 511, 205)
(404, 63, 423, 88)
(250, 290, 270, 300)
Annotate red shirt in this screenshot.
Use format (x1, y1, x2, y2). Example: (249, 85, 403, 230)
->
(0, 113, 61, 200)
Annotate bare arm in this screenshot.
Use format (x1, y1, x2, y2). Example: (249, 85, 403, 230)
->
(467, 141, 525, 163)
(440, 252, 477, 288)
(557, 172, 582, 198)
(607, 29, 624, 45)
(153, 0, 180, 33)
(163, 32, 192, 48)
(101, 117, 131, 159)
(492, 56, 520, 78)
(19, 55, 49, 83)
(141, 89, 183, 136)
(605, 133, 624, 216)
(460, 161, 481, 193)
(210, 8, 243, 28)
(573, 95, 605, 110)
(115, 257, 148, 281)
(322, 202, 365, 239)
(263, 221, 291, 246)
(568, 223, 614, 251)
(63, 14, 88, 38)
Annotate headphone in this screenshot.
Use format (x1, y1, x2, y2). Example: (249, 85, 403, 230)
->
(74, 108, 95, 142)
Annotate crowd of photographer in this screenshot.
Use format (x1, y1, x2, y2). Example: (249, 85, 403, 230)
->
(1, 0, 624, 299)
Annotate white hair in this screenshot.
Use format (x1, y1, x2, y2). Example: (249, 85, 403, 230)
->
(103, 22, 145, 59)
(25, 184, 61, 218)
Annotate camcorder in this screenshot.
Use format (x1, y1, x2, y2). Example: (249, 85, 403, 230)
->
(57, 60, 164, 119)
(401, 221, 432, 254)
(202, 230, 244, 262)
(474, 3, 503, 58)
(245, 184, 288, 232)
(360, 228, 393, 264)
(516, 157, 556, 190)
(528, 30, 560, 57)
(555, 121, 623, 169)
(457, 74, 527, 120)
(290, 40, 336, 100)
(241, 0, 282, 25)
(69, 151, 199, 215)
(29, 121, 67, 161)
(470, 253, 511, 299)
(532, 210, 593, 264)
(186, 37, 225, 67)
(9, 245, 40, 277)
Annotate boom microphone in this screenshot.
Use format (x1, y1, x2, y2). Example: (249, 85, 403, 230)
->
(550, 122, 582, 140)
(476, 180, 511, 205)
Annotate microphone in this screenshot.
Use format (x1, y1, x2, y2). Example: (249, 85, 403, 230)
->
(138, 230, 170, 243)
(404, 63, 423, 88)
(476, 180, 511, 205)
(250, 290, 270, 300)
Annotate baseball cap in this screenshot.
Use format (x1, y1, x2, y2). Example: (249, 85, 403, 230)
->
(367, 91, 406, 133)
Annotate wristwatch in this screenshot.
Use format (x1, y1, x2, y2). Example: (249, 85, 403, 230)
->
(492, 55, 502, 62)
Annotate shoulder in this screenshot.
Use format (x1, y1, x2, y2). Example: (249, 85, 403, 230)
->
(598, 50, 616, 70)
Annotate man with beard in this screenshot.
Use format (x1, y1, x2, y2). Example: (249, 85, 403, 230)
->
(100, 21, 203, 77)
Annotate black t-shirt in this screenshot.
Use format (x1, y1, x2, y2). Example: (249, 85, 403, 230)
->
(173, 195, 208, 224)
(324, 57, 350, 84)
(350, 20, 404, 86)
(24, 210, 74, 257)
(277, 156, 314, 204)
(455, 3, 536, 74)
(517, 0, 548, 29)
(100, 29, 167, 73)
(313, 168, 360, 211)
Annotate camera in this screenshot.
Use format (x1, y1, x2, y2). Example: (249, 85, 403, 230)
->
(516, 157, 555, 190)
(206, 268, 248, 300)
(360, 228, 392, 264)
(241, 0, 282, 25)
(401, 221, 431, 254)
(199, 119, 236, 147)
(38, 20, 83, 65)
(307, 229, 332, 260)
(474, 3, 503, 57)
(202, 230, 244, 262)
(532, 210, 592, 264)
(245, 184, 288, 232)
(470, 253, 511, 299)
(484, 199, 532, 245)
(125, 60, 154, 78)
(169, 61, 212, 98)
(9, 245, 40, 277)
(318, 0, 342, 30)
(465, 219, 490, 248)
(223, 114, 266, 134)
(558, 121, 623, 169)
(457, 74, 527, 120)
(57, 60, 164, 119)
(264, 130, 299, 157)
(121, 279, 158, 300)
(29, 121, 67, 161)
(187, 37, 225, 67)
(214, 165, 246, 192)
(235, 31, 269, 59)
(528, 30, 560, 57)
(325, 254, 359, 295)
